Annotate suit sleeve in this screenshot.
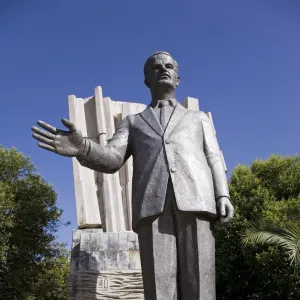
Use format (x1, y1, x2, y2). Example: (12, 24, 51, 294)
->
(76, 116, 131, 174)
(201, 113, 230, 200)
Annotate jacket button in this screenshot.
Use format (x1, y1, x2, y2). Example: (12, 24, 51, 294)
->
(165, 139, 170, 144)
(171, 167, 176, 173)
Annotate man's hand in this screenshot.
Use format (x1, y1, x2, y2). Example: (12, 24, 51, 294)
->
(32, 118, 85, 157)
(216, 196, 234, 224)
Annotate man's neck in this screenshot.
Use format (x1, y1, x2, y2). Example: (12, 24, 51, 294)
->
(150, 86, 176, 105)
(151, 86, 175, 102)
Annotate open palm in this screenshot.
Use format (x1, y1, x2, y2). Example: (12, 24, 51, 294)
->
(32, 118, 84, 157)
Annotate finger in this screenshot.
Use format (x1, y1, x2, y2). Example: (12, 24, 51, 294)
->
(61, 118, 76, 132)
(37, 121, 57, 134)
(32, 134, 55, 146)
(227, 205, 234, 219)
(220, 202, 226, 217)
(221, 216, 232, 224)
(32, 126, 55, 139)
(221, 205, 234, 223)
(38, 143, 56, 153)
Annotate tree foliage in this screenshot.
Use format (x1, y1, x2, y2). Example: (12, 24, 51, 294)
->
(216, 155, 300, 300)
(241, 222, 300, 271)
(26, 243, 70, 300)
(0, 146, 69, 300)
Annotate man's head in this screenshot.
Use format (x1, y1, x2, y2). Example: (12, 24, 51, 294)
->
(144, 51, 180, 91)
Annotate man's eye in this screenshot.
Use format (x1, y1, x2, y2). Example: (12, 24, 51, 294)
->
(153, 65, 159, 70)
(166, 64, 173, 69)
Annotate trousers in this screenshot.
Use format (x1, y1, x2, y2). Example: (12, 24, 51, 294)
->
(136, 180, 216, 300)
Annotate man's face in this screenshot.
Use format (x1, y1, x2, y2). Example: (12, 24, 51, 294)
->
(145, 54, 179, 90)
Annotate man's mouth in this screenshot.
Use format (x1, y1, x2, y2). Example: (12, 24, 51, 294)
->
(160, 74, 171, 79)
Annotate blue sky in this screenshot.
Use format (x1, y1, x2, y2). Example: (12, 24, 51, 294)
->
(1, 0, 299, 247)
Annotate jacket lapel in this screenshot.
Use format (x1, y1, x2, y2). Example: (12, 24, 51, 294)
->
(165, 102, 188, 137)
(140, 106, 164, 136)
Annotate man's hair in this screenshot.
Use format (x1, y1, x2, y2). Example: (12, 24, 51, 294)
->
(143, 51, 178, 79)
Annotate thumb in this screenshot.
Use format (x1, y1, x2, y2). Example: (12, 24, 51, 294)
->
(61, 118, 77, 132)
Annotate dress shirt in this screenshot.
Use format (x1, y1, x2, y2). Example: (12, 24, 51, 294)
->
(151, 99, 177, 130)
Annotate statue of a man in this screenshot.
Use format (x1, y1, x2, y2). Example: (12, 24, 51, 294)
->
(32, 51, 234, 300)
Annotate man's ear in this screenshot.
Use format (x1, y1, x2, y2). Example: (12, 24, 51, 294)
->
(176, 76, 180, 87)
(144, 78, 150, 88)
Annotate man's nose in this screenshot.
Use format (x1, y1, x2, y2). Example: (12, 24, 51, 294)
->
(159, 64, 168, 73)
(161, 64, 167, 71)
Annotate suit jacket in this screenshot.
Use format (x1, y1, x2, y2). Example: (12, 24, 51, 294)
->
(77, 102, 230, 231)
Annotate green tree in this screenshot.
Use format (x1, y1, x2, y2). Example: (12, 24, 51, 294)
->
(216, 155, 300, 300)
(0, 146, 69, 300)
(27, 243, 70, 300)
(241, 222, 300, 271)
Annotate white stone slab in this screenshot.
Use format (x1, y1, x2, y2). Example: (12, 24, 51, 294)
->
(68, 95, 102, 228)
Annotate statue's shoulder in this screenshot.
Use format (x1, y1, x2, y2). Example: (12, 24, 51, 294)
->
(185, 109, 208, 120)
(122, 111, 142, 125)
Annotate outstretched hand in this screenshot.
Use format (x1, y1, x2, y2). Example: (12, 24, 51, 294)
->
(32, 118, 85, 157)
(216, 196, 234, 225)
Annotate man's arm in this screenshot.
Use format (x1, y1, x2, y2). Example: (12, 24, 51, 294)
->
(32, 116, 131, 174)
(201, 112, 234, 223)
(201, 112, 229, 199)
(76, 116, 131, 174)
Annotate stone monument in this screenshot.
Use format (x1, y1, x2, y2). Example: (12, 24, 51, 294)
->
(32, 51, 233, 300)
(67, 87, 146, 299)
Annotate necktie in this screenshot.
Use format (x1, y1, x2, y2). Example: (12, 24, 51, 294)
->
(159, 100, 170, 131)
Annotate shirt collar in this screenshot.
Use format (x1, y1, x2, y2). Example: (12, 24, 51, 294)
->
(151, 98, 177, 108)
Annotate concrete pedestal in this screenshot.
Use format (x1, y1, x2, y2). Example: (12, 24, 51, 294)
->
(68, 229, 144, 300)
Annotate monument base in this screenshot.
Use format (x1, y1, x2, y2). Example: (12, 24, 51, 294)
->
(68, 229, 144, 300)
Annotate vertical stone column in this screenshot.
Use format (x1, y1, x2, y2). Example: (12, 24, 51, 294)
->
(68, 95, 102, 228)
(94, 89, 125, 232)
(182, 96, 200, 111)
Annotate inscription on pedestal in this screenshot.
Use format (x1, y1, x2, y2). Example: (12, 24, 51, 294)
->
(97, 276, 109, 289)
